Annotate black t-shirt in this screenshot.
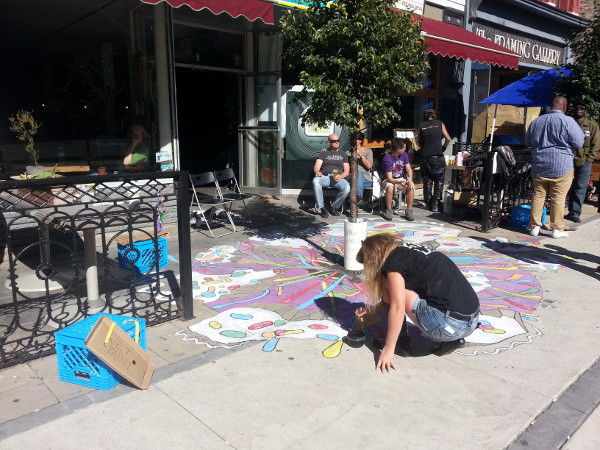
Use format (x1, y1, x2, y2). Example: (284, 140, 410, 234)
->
(417, 119, 445, 158)
(317, 149, 348, 175)
(381, 246, 479, 315)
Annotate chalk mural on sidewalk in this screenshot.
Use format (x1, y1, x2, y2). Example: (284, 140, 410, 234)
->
(178, 220, 564, 357)
(175, 307, 346, 358)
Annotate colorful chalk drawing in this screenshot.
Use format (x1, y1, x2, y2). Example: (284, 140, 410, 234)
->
(176, 307, 346, 358)
(178, 219, 566, 357)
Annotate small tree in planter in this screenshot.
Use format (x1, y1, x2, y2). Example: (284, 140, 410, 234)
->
(281, 0, 427, 268)
(8, 110, 62, 179)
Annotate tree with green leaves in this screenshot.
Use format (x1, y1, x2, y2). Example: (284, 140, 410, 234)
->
(280, 0, 427, 219)
(561, 2, 600, 121)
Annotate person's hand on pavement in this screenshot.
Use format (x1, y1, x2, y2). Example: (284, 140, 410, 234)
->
(376, 348, 396, 373)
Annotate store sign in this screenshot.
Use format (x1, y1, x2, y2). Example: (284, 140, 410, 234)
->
(473, 23, 564, 67)
(394, 1, 424, 14)
(273, 1, 424, 15)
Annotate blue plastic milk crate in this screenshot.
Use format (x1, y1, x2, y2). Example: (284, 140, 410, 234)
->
(117, 237, 168, 273)
(511, 205, 547, 229)
(55, 313, 147, 390)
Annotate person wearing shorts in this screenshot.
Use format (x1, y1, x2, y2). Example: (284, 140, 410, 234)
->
(381, 138, 415, 221)
(355, 233, 480, 373)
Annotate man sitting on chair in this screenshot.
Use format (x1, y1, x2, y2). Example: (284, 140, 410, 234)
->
(313, 133, 351, 218)
(382, 138, 415, 222)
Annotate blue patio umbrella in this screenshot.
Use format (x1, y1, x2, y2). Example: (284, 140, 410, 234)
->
(480, 66, 573, 146)
(480, 66, 572, 107)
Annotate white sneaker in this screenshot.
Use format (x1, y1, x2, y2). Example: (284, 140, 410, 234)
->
(551, 229, 569, 239)
(530, 226, 540, 237)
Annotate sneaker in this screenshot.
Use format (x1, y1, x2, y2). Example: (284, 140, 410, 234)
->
(530, 225, 540, 237)
(320, 208, 329, 218)
(330, 208, 340, 216)
(383, 208, 393, 221)
(564, 213, 581, 223)
(551, 228, 569, 239)
(405, 208, 415, 221)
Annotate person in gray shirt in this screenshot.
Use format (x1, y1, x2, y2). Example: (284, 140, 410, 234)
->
(312, 134, 351, 218)
(525, 96, 585, 239)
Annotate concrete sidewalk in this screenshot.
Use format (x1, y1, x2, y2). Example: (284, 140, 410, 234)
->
(1, 197, 599, 449)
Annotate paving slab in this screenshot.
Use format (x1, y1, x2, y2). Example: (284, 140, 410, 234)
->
(0, 386, 232, 449)
(155, 338, 547, 450)
(563, 403, 600, 450)
(0, 380, 57, 423)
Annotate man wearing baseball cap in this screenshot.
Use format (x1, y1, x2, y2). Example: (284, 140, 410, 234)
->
(565, 101, 599, 223)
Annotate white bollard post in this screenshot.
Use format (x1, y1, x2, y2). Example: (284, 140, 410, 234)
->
(344, 218, 367, 271)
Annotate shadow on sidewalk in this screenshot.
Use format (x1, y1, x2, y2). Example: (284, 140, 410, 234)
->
(474, 236, 600, 279)
(238, 199, 330, 237)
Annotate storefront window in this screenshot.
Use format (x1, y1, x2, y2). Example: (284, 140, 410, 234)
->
(370, 55, 438, 139)
(0, 1, 159, 174)
(173, 26, 244, 70)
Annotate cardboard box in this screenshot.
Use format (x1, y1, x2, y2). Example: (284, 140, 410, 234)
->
(453, 189, 479, 207)
(85, 316, 154, 389)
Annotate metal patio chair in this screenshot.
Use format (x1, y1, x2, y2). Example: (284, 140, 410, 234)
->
(189, 172, 238, 237)
(213, 168, 254, 226)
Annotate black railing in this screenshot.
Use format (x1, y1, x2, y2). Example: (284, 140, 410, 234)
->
(0, 171, 193, 368)
(453, 143, 533, 231)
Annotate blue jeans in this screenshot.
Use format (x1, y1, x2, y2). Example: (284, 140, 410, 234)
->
(411, 297, 479, 342)
(568, 162, 592, 217)
(313, 175, 350, 210)
(356, 171, 373, 196)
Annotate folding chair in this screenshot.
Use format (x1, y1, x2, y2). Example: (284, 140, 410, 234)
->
(359, 170, 381, 214)
(189, 172, 238, 237)
(213, 168, 254, 226)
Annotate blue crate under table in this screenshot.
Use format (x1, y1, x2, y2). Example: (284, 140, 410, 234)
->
(511, 205, 547, 229)
(55, 312, 147, 390)
(117, 237, 168, 273)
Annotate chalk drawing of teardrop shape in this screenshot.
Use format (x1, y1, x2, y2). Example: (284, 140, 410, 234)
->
(194, 245, 237, 264)
(184, 307, 346, 358)
(192, 269, 279, 302)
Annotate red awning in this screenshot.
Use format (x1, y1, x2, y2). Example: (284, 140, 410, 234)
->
(140, 0, 274, 24)
(419, 16, 519, 69)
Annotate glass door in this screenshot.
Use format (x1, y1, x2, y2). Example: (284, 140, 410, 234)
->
(238, 71, 281, 196)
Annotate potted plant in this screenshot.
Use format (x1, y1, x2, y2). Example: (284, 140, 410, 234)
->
(97, 166, 107, 175)
(8, 110, 71, 205)
(8, 110, 63, 180)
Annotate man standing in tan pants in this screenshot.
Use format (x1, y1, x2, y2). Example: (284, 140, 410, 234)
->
(525, 96, 585, 238)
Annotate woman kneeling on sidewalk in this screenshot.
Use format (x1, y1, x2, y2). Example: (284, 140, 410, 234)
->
(355, 234, 480, 373)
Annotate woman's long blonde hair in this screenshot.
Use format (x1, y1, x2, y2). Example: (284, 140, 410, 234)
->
(356, 233, 401, 310)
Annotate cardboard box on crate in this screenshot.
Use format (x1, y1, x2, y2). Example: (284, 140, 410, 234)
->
(55, 312, 147, 390)
(116, 231, 168, 273)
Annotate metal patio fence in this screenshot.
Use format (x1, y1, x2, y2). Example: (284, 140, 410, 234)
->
(0, 171, 193, 368)
(453, 143, 534, 232)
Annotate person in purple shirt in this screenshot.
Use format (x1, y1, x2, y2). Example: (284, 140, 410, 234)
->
(525, 96, 585, 238)
(381, 138, 415, 221)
